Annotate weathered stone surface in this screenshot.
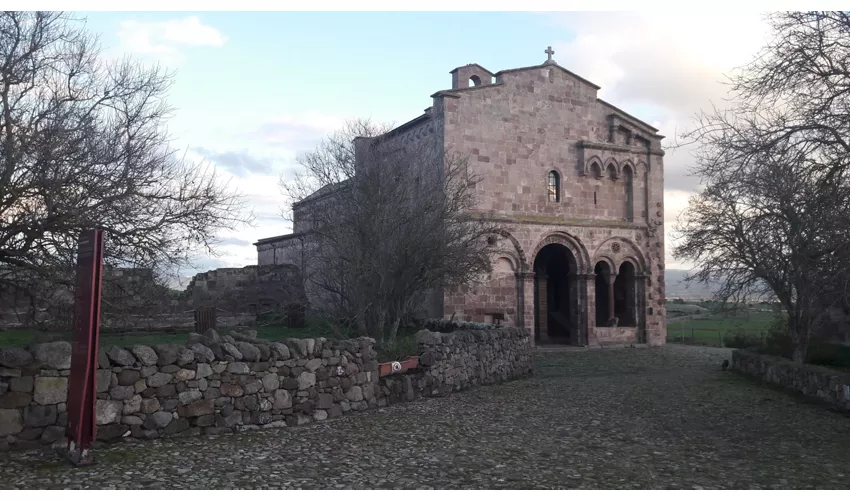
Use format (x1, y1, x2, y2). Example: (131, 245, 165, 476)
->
(186, 333, 204, 346)
(9, 376, 33, 393)
(345, 386, 364, 402)
(313, 409, 328, 421)
(147, 372, 173, 388)
(223, 343, 243, 361)
(236, 342, 260, 362)
(317, 393, 334, 409)
(0, 367, 22, 378)
(177, 347, 195, 366)
(117, 369, 141, 386)
(124, 394, 143, 414)
(34, 377, 68, 405)
(96, 399, 123, 425)
(190, 344, 215, 364)
(106, 346, 136, 366)
(153, 345, 179, 366)
(195, 363, 213, 379)
(305, 358, 323, 372)
(140, 398, 160, 414)
(164, 417, 190, 435)
(109, 385, 135, 402)
(31, 342, 71, 370)
(0, 392, 32, 408)
(97, 424, 129, 442)
(174, 369, 196, 382)
(220, 383, 244, 397)
(178, 389, 203, 406)
(40, 425, 65, 444)
(157, 384, 176, 398)
(160, 364, 180, 374)
(95, 369, 111, 393)
(270, 343, 291, 361)
(228, 362, 249, 374)
(179, 399, 214, 418)
(130, 345, 159, 366)
(145, 411, 173, 430)
(121, 415, 144, 426)
(140, 365, 158, 378)
(261, 373, 279, 392)
(298, 372, 316, 390)
(272, 389, 292, 409)
(134, 379, 148, 394)
(0, 347, 33, 368)
(257, 344, 271, 362)
(240, 381, 261, 397)
(203, 328, 221, 343)
(22, 405, 57, 427)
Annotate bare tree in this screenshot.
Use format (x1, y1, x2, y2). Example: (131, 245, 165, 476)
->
(675, 11, 850, 362)
(280, 119, 497, 346)
(0, 12, 250, 318)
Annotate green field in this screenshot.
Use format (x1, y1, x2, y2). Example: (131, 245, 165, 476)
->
(666, 304, 780, 347)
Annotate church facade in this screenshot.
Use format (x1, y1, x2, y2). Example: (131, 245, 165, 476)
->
(256, 50, 667, 347)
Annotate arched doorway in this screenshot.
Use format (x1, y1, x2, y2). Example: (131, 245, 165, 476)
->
(533, 244, 579, 344)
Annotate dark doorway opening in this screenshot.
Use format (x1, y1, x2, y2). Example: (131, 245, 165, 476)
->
(534, 244, 579, 344)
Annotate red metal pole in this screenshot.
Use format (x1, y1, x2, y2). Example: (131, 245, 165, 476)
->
(65, 229, 104, 466)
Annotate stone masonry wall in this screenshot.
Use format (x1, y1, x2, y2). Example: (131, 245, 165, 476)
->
(380, 327, 532, 404)
(0, 327, 532, 451)
(732, 349, 850, 413)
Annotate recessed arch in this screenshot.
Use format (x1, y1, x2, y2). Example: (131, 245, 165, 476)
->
(592, 236, 647, 274)
(622, 163, 634, 221)
(606, 159, 619, 180)
(469, 75, 482, 87)
(491, 229, 528, 272)
(531, 231, 591, 275)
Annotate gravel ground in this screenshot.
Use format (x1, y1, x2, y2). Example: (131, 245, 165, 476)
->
(1, 344, 849, 489)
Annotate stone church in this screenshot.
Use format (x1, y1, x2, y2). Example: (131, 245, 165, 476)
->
(256, 48, 667, 347)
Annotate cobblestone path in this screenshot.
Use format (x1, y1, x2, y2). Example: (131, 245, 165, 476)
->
(2, 345, 849, 489)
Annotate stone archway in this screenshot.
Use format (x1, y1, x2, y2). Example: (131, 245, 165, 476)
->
(533, 243, 580, 344)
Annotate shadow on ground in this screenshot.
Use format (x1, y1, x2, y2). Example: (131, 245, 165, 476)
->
(1, 344, 849, 489)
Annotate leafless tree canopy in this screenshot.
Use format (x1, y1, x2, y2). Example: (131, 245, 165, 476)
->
(0, 12, 250, 307)
(675, 11, 850, 362)
(281, 119, 497, 345)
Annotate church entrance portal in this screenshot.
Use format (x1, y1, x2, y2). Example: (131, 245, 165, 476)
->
(533, 244, 580, 345)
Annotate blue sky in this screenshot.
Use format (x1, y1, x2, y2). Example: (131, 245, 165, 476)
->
(77, 11, 771, 279)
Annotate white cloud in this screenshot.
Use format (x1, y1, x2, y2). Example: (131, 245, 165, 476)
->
(547, 12, 772, 270)
(117, 16, 227, 63)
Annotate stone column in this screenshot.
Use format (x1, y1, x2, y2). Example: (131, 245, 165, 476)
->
(606, 272, 617, 325)
(578, 273, 596, 346)
(536, 273, 549, 343)
(516, 271, 535, 344)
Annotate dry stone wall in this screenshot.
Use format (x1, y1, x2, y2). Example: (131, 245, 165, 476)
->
(0, 327, 532, 451)
(381, 327, 532, 404)
(732, 349, 850, 413)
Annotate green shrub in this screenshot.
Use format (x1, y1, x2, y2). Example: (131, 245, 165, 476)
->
(722, 327, 763, 349)
(376, 335, 419, 363)
(762, 315, 792, 357)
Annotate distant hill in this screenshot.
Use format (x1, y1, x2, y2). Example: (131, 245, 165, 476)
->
(664, 269, 720, 300)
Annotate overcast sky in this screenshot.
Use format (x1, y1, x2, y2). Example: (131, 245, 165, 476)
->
(79, 11, 772, 276)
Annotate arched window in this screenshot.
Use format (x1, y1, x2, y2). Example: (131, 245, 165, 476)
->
(547, 171, 560, 202)
(469, 75, 481, 87)
(623, 165, 634, 222)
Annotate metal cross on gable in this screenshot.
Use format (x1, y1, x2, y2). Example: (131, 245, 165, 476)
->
(545, 46, 555, 61)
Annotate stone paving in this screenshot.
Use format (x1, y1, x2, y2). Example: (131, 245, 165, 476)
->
(1, 344, 849, 489)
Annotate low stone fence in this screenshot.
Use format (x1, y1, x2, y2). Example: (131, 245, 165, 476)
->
(381, 328, 532, 403)
(731, 349, 850, 413)
(0, 327, 532, 451)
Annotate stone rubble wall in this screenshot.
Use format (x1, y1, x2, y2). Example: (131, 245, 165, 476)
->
(732, 349, 850, 413)
(380, 327, 533, 404)
(0, 327, 532, 451)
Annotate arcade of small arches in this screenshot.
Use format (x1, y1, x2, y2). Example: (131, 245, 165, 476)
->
(519, 233, 646, 346)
